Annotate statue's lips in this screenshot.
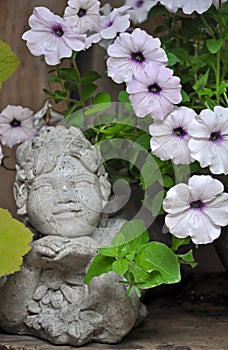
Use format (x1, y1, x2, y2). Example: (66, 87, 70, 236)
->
(52, 205, 82, 215)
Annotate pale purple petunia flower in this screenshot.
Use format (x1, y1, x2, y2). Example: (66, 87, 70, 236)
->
(85, 5, 131, 49)
(188, 106, 228, 175)
(159, 0, 215, 14)
(107, 28, 168, 84)
(0, 105, 36, 148)
(64, 0, 101, 34)
(163, 175, 228, 244)
(99, 5, 131, 39)
(125, 0, 158, 24)
(126, 62, 182, 120)
(150, 107, 195, 164)
(159, 0, 183, 13)
(22, 7, 86, 66)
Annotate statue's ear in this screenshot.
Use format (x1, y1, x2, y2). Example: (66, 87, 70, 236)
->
(13, 182, 28, 215)
(99, 174, 111, 207)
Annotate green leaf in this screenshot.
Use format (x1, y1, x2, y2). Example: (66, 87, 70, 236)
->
(48, 75, 61, 83)
(84, 253, 114, 284)
(136, 242, 181, 284)
(98, 246, 119, 257)
(0, 209, 33, 277)
(118, 90, 130, 103)
(115, 220, 148, 244)
(178, 250, 198, 268)
(111, 233, 125, 246)
(85, 92, 111, 115)
(81, 70, 101, 84)
(112, 258, 129, 275)
(59, 68, 77, 81)
(193, 69, 210, 91)
(167, 52, 180, 67)
(159, 175, 174, 188)
(134, 133, 151, 150)
(171, 236, 190, 251)
(181, 90, 190, 102)
(151, 190, 165, 216)
(0, 40, 20, 89)
(93, 92, 111, 105)
(65, 109, 84, 128)
(83, 83, 97, 101)
(132, 268, 163, 289)
(170, 47, 189, 62)
(140, 155, 162, 190)
(206, 39, 224, 54)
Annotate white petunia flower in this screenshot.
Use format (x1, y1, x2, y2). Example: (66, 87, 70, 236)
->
(159, 0, 183, 13)
(163, 175, 228, 244)
(150, 107, 196, 164)
(188, 106, 228, 175)
(125, 0, 158, 23)
(0, 105, 36, 147)
(84, 5, 131, 49)
(99, 5, 131, 39)
(126, 62, 182, 120)
(107, 28, 168, 84)
(159, 0, 216, 14)
(22, 7, 86, 66)
(64, 0, 101, 34)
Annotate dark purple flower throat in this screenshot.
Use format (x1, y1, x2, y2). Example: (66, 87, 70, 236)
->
(190, 199, 205, 210)
(131, 52, 145, 63)
(78, 8, 87, 17)
(135, 0, 144, 8)
(173, 127, 187, 138)
(10, 119, 21, 128)
(53, 26, 64, 37)
(148, 83, 162, 94)
(209, 131, 223, 142)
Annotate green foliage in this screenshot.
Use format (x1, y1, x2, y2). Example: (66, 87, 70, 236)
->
(0, 209, 33, 277)
(84, 220, 187, 296)
(0, 40, 20, 89)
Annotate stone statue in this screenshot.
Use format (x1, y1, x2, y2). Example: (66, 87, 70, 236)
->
(0, 126, 146, 346)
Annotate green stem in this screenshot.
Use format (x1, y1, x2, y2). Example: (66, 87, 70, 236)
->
(71, 51, 85, 107)
(200, 15, 216, 38)
(56, 63, 70, 109)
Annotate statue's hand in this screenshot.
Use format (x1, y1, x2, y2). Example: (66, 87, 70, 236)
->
(30, 236, 97, 271)
(33, 236, 71, 259)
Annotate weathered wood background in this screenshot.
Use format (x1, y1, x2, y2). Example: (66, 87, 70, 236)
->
(0, 0, 225, 273)
(0, 0, 124, 217)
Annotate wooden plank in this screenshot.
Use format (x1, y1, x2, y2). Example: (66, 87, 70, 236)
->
(0, 273, 227, 350)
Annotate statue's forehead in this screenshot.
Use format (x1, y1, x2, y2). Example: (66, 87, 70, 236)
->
(31, 171, 97, 190)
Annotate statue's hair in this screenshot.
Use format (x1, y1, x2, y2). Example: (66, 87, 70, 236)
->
(14, 126, 111, 216)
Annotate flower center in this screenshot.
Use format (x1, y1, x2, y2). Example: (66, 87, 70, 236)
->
(78, 8, 87, 17)
(135, 0, 144, 7)
(190, 199, 205, 210)
(131, 52, 145, 63)
(148, 83, 162, 94)
(209, 131, 222, 142)
(173, 127, 187, 138)
(105, 20, 113, 28)
(53, 26, 64, 37)
(10, 119, 21, 128)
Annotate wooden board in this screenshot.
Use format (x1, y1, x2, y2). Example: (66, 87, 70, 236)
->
(0, 273, 227, 350)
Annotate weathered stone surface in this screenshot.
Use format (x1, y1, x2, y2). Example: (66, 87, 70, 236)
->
(0, 126, 146, 346)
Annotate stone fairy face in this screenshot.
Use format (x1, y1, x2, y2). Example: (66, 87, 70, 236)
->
(27, 155, 103, 238)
